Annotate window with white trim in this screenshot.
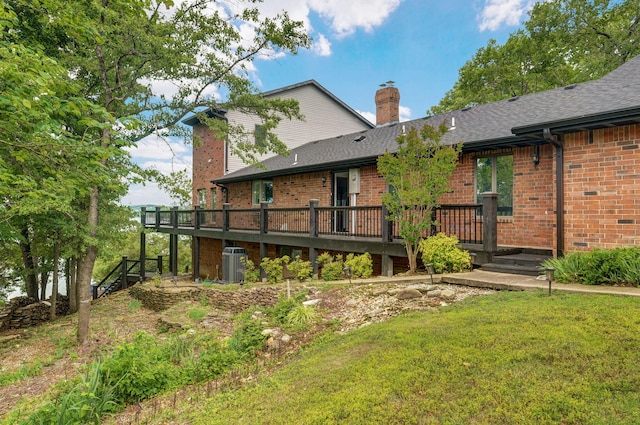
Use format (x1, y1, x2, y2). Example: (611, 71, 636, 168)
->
(252, 180, 273, 204)
(475, 154, 513, 216)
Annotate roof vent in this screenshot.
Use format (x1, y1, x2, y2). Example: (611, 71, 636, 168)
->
(564, 84, 577, 90)
(508, 96, 519, 102)
(353, 135, 366, 142)
(462, 106, 472, 111)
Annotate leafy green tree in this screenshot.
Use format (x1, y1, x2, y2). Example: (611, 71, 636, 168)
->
(3, 0, 310, 343)
(377, 123, 462, 274)
(429, 0, 640, 114)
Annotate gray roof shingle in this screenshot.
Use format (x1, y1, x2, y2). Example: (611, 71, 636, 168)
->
(216, 55, 640, 184)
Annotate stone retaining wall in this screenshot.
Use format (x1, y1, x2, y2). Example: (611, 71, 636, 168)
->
(129, 284, 286, 312)
(0, 296, 70, 331)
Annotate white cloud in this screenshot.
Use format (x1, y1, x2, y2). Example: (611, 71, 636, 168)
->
(399, 105, 412, 122)
(478, 0, 538, 31)
(312, 33, 332, 56)
(307, 0, 402, 37)
(357, 110, 376, 125)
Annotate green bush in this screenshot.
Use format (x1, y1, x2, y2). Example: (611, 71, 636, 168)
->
(260, 256, 290, 283)
(344, 252, 373, 279)
(241, 257, 260, 283)
(286, 256, 313, 282)
(419, 233, 471, 274)
(268, 295, 299, 325)
(228, 319, 267, 358)
(286, 305, 319, 329)
(542, 247, 640, 286)
(22, 361, 118, 425)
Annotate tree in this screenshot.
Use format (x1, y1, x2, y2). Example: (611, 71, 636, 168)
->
(429, 0, 640, 114)
(3, 0, 310, 344)
(377, 123, 462, 274)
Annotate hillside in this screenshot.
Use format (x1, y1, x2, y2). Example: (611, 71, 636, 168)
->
(0, 279, 490, 422)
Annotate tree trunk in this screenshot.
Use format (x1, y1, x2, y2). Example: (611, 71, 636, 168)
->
(68, 257, 78, 313)
(406, 243, 418, 274)
(19, 227, 38, 300)
(77, 187, 100, 345)
(50, 241, 60, 320)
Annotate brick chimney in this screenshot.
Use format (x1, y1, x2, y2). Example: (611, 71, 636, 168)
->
(375, 85, 400, 126)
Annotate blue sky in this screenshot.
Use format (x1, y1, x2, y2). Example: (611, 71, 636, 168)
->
(123, 0, 539, 206)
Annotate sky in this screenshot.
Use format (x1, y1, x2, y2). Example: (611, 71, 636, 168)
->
(122, 0, 541, 206)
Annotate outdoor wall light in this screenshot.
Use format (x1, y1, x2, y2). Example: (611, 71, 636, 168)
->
(425, 263, 434, 284)
(545, 267, 555, 295)
(532, 145, 541, 167)
(322, 176, 327, 187)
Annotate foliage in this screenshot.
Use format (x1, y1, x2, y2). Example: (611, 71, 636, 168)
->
(286, 305, 319, 329)
(344, 252, 373, 279)
(377, 123, 462, 273)
(317, 253, 345, 281)
(2, 0, 310, 343)
(187, 308, 207, 322)
(185, 291, 640, 424)
(542, 247, 640, 286)
(267, 295, 300, 325)
(228, 319, 267, 359)
(240, 257, 260, 284)
(429, 0, 640, 114)
(260, 256, 290, 284)
(419, 233, 471, 273)
(21, 361, 118, 425)
(286, 256, 313, 282)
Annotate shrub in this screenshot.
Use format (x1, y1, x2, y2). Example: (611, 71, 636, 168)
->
(286, 305, 319, 329)
(268, 295, 299, 325)
(260, 256, 290, 283)
(286, 256, 313, 282)
(542, 247, 640, 286)
(320, 255, 345, 281)
(187, 307, 207, 322)
(419, 233, 471, 274)
(344, 252, 373, 279)
(241, 257, 260, 283)
(228, 319, 267, 358)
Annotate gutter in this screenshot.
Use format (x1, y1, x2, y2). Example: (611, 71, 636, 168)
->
(543, 128, 564, 257)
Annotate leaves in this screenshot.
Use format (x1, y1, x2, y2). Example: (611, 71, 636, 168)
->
(377, 123, 462, 273)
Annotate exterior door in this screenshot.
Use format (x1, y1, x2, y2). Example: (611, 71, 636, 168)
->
(334, 172, 349, 232)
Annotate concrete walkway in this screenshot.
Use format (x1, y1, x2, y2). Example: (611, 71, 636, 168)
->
(351, 270, 640, 298)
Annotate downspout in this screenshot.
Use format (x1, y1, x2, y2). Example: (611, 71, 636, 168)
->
(214, 183, 228, 204)
(543, 128, 564, 257)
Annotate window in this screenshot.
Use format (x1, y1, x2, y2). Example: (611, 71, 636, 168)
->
(210, 188, 217, 210)
(254, 124, 267, 149)
(252, 180, 273, 204)
(197, 188, 206, 208)
(476, 154, 513, 216)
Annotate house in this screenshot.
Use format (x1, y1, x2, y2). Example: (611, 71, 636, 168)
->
(146, 55, 640, 280)
(182, 80, 374, 211)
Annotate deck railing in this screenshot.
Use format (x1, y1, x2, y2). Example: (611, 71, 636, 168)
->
(142, 201, 486, 245)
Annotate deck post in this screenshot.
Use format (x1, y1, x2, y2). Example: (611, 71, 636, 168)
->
(482, 192, 498, 256)
(193, 206, 201, 281)
(222, 203, 230, 232)
(139, 208, 146, 282)
(157, 255, 163, 275)
(121, 256, 128, 290)
(170, 207, 178, 277)
(381, 204, 392, 242)
(260, 202, 269, 234)
(309, 199, 319, 274)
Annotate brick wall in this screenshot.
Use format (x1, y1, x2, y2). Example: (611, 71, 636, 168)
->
(563, 124, 640, 250)
(192, 125, 225, 208)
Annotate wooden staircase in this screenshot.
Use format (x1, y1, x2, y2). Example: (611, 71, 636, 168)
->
(479, 249, 552, 276)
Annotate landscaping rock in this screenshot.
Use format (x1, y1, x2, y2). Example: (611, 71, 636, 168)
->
(395, 289, 423, 300)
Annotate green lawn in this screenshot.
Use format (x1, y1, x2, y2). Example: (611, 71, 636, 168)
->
(183, 291, 640, 425)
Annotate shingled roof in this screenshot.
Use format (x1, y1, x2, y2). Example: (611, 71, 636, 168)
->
(215, 55, 640, 184)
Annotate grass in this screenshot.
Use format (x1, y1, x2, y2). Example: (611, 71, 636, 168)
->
(175, 291, 640, 425)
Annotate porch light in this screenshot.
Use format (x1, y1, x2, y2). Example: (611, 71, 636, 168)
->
(545, 267, 555, 295)
(425, 263, 434, 284)
(532, 145, 541, 167)
(322, 176, 327, 187)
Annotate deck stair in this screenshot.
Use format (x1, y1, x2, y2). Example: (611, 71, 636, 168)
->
(479, 249, 552, 276)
